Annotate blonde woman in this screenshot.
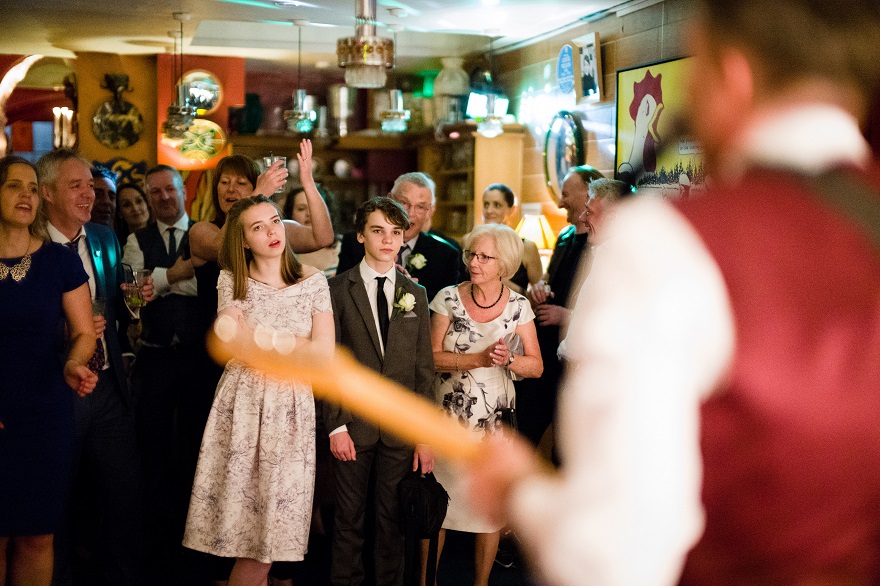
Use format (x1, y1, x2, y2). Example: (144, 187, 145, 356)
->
(427, 223, 543, 586)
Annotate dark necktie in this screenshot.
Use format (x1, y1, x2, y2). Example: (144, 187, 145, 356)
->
(397, 243, 410, 267)
(64, 236, 82, 253)
(66, 237, 105, 373)
(376, 276, 389, 348)
(167, 227, 178, 258)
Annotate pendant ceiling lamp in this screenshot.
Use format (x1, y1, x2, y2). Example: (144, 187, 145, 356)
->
(475, 37, 504, 138)
(337, 0, 394, 88)
(162, 12, 198, 140)
(380, 27, 409, 133)
(284, 19, 317, 133)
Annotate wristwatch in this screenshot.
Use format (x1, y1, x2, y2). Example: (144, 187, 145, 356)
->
(507, 354, 515, 367)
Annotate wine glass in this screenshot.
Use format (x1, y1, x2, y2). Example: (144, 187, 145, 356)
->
(122, 265, 151, 322)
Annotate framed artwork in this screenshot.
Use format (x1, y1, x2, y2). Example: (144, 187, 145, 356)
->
(573, 32, 602, 103)
(615, 57, 704, 197)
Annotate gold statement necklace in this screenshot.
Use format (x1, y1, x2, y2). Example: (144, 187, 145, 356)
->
(0, 240, 32, 282)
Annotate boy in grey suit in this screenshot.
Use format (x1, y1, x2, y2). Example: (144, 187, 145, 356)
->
(325, 197, 435, 586)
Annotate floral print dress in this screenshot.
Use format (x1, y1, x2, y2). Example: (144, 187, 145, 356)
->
(183, 270, 332, 563)
(429, 284, 535, 533)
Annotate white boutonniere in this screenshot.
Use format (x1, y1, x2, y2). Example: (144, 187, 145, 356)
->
(394, 287, 416, 312)
(407, 253, 427, 270)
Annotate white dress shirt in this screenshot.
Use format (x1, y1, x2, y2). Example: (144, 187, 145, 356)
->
(329, 259, 397, 438)
(48, 222, 109, 371)
(122, 214, 197, 297)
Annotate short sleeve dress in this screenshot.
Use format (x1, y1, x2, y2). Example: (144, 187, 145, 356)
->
(428, 284, 535, 534)
(183, 270, 332, 563)
(0, 242, 88, 535)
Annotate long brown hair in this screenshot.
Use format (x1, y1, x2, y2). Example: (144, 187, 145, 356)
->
(218, 195, 302, 300)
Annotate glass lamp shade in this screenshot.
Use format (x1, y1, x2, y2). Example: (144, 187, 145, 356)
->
(434, 57, 469, 96)
(476, 94, 504, 138)
(344, 64, 387, 89)
(162, 84, 198, 139)
(337, 35, 393, 89)
(284, 89, 317, 133)
(380, 89, 410, 133)
(477, 116, 503, 138)
(515, 213, 557, 251)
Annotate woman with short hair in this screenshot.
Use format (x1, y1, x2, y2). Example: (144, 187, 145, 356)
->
(426, 223, 543, 586)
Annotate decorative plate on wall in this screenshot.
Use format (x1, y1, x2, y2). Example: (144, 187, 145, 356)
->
(176, 119, 227, 162)
(543, 110, 586, 201)
(92, 73, 144, 150)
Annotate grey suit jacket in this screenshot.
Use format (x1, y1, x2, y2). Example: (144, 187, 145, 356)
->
(324, 266, 435, 447)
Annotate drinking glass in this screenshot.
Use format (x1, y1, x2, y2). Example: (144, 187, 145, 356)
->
(122, 265, 151, 322)
(262, 155, 287, 194)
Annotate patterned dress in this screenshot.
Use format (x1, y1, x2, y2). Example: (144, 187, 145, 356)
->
(429, 284, 535, 533)
(183, 270, 331, 562)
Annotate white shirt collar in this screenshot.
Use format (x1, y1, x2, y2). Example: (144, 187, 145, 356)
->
(723, 104, 870, 180)
(157, 213, 190, 234)
(47, 222, 86, 245)
(359, 257, 396, 285)
(404, 233, 420, 251)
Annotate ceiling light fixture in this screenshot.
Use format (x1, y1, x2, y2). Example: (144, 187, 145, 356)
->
(284, 19, 316, 133)
(162, 12, 197, 140)
(337, 0, 394, 88)
(475, 36, 505, 138)
(380, 26, 409, 133)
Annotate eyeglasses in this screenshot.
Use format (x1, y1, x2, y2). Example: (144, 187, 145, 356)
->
(463, 250, 496, 264)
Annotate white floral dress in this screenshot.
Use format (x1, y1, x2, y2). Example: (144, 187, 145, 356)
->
(429, 284, 535, 533)
(183, 270, 331, 562)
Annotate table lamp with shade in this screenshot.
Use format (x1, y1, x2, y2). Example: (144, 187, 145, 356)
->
(515, 203, 557, 272)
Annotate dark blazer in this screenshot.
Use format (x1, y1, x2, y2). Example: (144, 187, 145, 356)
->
(84, 222, 132, 405)
(324, 266, 435, 448)
(337, 231, 465, 305)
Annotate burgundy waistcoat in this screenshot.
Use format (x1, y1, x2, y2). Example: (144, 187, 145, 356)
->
(675, 167, 880, 585)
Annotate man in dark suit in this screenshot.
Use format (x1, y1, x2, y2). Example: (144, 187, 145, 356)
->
(337, 172, 465, 304)
(38, 148, 145, 585)
(515, 165, 603, 450)
(122, 164, 203, 582)
(326, 197, 435, 586)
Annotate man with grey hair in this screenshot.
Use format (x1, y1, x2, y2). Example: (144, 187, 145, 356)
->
(338, 171, 464, 303)
(583, 178, 632, 244)
(122, 163, 200, 582)
(38, 148, 145, 585)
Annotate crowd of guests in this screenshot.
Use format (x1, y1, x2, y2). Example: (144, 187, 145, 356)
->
(0, 135, 623, 586)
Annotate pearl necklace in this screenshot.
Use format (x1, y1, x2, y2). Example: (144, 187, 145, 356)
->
(0, 248, 31, 282)
(470, 283, 505, 309)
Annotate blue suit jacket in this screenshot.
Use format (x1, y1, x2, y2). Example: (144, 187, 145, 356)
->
(84, 222, 132, 406)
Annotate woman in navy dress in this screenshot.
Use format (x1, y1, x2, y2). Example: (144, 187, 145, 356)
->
(0, 156, 98, 585)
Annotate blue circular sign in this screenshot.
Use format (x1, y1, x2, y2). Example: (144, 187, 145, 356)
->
(557, 45, 575, 94)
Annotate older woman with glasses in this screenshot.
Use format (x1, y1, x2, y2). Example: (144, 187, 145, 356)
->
(425, 223, 542, 586)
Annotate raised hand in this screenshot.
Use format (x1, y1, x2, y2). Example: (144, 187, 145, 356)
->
(254, 158, 288, 196)
(297, 139, 315, 187)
